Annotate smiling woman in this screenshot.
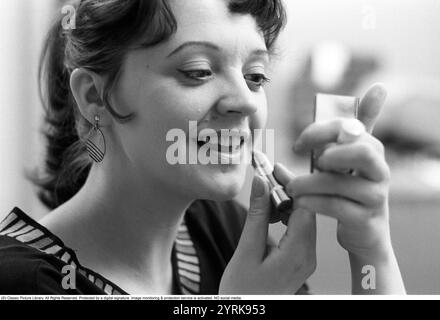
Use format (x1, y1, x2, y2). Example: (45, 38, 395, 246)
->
(0, 0, 405, 296)
(0, 0, 291, 295)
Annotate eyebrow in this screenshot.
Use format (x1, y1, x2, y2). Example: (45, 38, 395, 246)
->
(166, 41, 269, 60)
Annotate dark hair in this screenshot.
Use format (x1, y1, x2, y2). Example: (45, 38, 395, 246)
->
(29, 0, 287, 210)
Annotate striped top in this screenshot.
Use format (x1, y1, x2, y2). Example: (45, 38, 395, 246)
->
(0, 201, 309, 295)
(0, 207, 201, 295)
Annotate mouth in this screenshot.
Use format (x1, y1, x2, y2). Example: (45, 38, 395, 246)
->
(196, 129, 250, 163)
(197, 136, 246, 152)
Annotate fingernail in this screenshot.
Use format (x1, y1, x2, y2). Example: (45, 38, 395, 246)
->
(275, 162, 287, 174)
(275, 162, 295, 183)
(372, 83, 388, 100)
(251, 175, 266, 199)
(337, 120, 365, 144)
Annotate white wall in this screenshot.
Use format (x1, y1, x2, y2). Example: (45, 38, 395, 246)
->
(260, 0, 440, 294)
(0, 0, 56, 220)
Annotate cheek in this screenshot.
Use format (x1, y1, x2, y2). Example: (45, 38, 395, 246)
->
(117, 85, 221, 173)
(147, 85, 212, 123)
(250, 97, 268, 131)
(115, 81, 203, 140)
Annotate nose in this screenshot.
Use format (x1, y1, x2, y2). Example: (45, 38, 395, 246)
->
(215, 72, 260, 117)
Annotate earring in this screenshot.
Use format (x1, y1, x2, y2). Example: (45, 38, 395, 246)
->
(86, 115, 106, 163)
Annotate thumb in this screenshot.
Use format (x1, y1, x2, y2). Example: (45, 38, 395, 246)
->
(235, 175, 271, 262)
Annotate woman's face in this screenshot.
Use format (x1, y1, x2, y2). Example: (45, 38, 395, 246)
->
(111, 0, 269, 202)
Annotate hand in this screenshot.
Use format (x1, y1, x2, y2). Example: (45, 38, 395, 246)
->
(219, 173, 316, 294)
(290, 84, 392, 259)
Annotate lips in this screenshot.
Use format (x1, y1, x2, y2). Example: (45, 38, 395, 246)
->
(197, 136, 245, 153)
(196, 129, 250, 153)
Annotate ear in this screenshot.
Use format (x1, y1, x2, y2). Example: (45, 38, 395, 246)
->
(70, 68, 110, 126)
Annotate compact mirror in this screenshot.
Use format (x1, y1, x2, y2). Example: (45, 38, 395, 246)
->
(311, 93, 360, 172)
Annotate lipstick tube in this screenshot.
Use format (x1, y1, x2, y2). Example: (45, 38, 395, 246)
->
(252, 150, 293, 213)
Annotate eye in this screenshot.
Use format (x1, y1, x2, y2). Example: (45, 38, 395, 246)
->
(178, 69, 214, 81)
(244, 73, 271, 89)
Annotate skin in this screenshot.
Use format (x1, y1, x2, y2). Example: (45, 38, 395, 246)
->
(39, 0, 405, 295)
(286, 85, 406, 294)
(40, 0, 270, 294)
(220, 84, 405, 294)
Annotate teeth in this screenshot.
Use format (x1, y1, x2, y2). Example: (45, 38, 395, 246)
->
(219, 135, 233, 148)
(197, 136, 210, 144)
(198, 129, 250, 147)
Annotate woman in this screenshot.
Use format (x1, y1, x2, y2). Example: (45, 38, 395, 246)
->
(0, 0, 405, 295)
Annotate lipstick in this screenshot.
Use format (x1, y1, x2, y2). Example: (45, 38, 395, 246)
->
(252, 150, 293, 212)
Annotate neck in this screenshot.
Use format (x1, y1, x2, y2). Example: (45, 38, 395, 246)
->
(42, 160, 193, 291)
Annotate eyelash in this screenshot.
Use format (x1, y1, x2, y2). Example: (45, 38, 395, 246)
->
(244, 74, 271, 88)
(178, 69, 270, 89)
(178, 69, 214, 81)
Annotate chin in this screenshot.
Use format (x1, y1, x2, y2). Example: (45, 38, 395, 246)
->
(210, 185, 242, 202)
(180, 158, 249, 202)
(198, 174, 245, 202)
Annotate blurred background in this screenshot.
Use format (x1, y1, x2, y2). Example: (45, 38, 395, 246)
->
(1, 0, 439, 294)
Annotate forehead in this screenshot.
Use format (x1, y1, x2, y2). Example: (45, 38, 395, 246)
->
(167, 0, 266, 51)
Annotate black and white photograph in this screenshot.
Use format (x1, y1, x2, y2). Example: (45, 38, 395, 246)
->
(0, 0, 439, 302)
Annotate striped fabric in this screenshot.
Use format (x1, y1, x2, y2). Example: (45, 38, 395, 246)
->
(175, 223, 200, 294)
(0, 208, 201, 295)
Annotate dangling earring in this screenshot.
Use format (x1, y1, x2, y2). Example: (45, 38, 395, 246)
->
(86, 115, 106, 163)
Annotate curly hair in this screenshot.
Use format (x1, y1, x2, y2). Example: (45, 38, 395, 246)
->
(28, 0, 287, 210)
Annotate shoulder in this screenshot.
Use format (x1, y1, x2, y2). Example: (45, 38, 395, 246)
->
(0, 208, 119, 295)
(0, 235, 70, 294)
(0, 236, 58, 294)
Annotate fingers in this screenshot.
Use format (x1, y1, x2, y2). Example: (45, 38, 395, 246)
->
(316, 139, 390, 182)
(357, 83, 387, 133)
(337, 120, 365, 144)
(273, 163, 317, 265)
(287, 172, 387, 208)
(271, 207, 316, 278)
(274, 162, 295, 186)
(295, 118, 365, 153)
(294, 116, 388, 182)
(295, 83, 388, 153)
(294, 195, 365, 224)
(236, 175, 271, 262)
(279, 207, 316, 253)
